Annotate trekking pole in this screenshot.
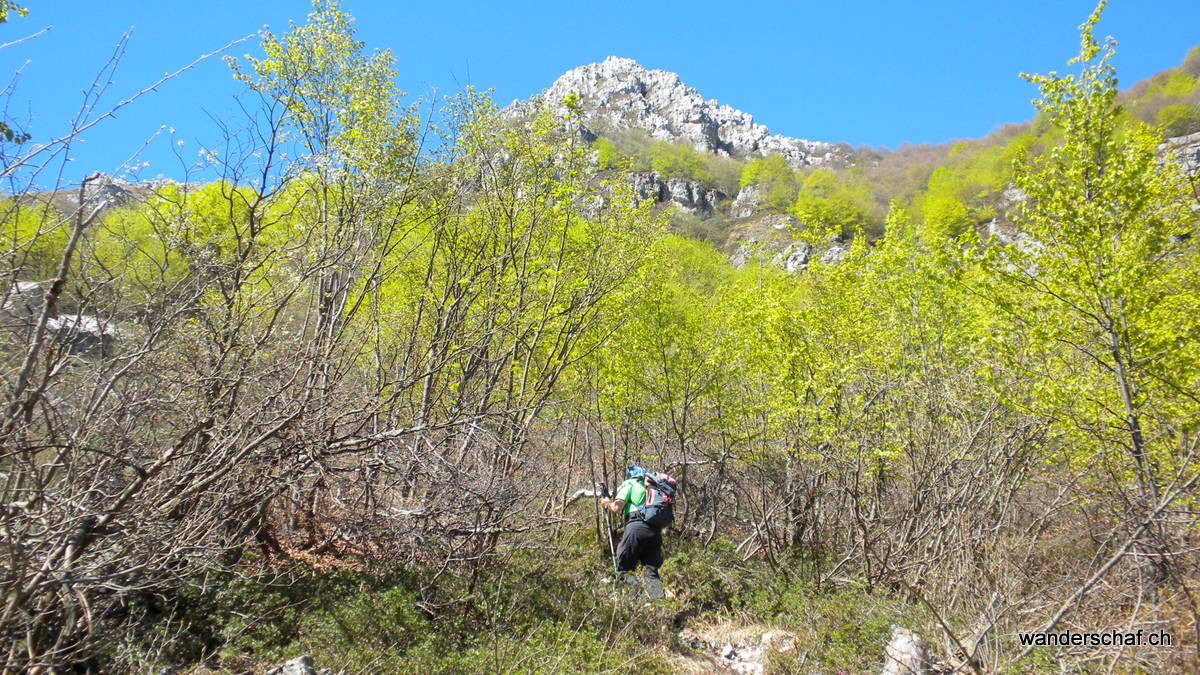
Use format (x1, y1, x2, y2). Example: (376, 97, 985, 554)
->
(587, 440, 616, 573)
(599, 481, 618, 574)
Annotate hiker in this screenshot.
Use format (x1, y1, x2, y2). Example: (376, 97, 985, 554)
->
(600, 465, 675, 600)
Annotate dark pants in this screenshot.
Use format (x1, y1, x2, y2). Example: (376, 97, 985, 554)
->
(616, 519, 664, 599)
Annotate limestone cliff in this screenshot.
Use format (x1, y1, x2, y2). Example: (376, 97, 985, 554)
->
(534, 56, 848, 169)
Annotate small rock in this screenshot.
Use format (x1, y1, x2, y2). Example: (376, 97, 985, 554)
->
(820, 243, 848, 265)
(772, 242, 811, 274)
(882, 625, 929, 675)
(760, 630, 796, 654)
(263, 656, 317, 675)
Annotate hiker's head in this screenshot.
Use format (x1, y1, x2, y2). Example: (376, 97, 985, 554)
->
(627, 465, 647, 479)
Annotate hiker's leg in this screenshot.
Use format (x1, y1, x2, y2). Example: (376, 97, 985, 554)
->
(641, 530, 665, 600)
(642, 564, 664, 599)
(615, 524, 642, 590)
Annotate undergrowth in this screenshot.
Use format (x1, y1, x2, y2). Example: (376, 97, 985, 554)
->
(105, 531, 942, 674)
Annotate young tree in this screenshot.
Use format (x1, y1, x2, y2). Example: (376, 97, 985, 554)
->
(983, 0, 1200, 617)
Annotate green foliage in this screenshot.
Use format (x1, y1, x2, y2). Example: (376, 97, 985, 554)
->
(594, 136, 619, 169)
(228, 0, 414, 176)
(739, 154, 798, 212)
(984, 2, 1200, 491)
(595, 234, 730, 431)
(661, 539, 755, 611)
(203, 538, 673, 673)
(359, 90, 664, 426)
(1155, 102, 1200, 136)
(669, 207, 726, 246)
(739, 578, 930, 673)
(649, 139, 707, 181)
(791, 168, 872, 239)
(918, 167, 975, 244)
(87, 181, 296, 310)
(739, 154, 793, 189)
(1122, 44, 1200, 134)
(642, 139, 741, 195)
(1, 199, 67, 278)
(1183, 45, 1200, 77)
(588, 133, 741, 195)
(704, 153, 745, 197)
(292, 587, 429, 670)
(1142, 69, 1199, 100)
(0, 1, 26, 23)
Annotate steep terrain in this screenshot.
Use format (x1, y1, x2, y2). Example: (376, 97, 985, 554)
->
(516, 52, 1200, 273)
(538, 56, 849, 169)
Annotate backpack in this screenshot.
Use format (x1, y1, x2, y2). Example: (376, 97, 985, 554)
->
(632, 471, 677, 530)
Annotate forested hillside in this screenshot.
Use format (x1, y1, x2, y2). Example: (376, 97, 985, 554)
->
(1, 1, 1198, 672)
(568, 41, 1200, 262)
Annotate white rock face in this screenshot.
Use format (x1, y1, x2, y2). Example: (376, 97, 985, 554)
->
(1, 282, 44, 319)
(46, 314, 120, 359)
(629, 171, 726, 216)
(774, 242, 812, 274)
(1165, 131, 1200, 176)
(730, 184, 762, 218)
(536, 56, 845, 169)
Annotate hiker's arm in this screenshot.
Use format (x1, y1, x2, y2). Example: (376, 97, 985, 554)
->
(600, 498, 624, 515)
(604, 480, 634, 515)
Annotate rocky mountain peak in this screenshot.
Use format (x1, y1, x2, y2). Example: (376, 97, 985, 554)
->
(539, 56, 846, 168)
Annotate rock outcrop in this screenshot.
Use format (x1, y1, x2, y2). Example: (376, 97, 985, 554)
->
(730, 184, 763, 218)
(31, 173, 145, 218)
(1, 282, 119, 358)
(1165, 131, 1200, 176)
(536, 56, 847, 169)
(0, 282, 45, 324)
(46, 314, 119, 359)
(629, 171, 726, 217)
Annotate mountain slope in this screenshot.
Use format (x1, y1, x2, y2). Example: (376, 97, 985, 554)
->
(538, 56, 849, 169)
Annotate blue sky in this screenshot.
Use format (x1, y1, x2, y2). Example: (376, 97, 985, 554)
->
(1, 0, 1198, 187)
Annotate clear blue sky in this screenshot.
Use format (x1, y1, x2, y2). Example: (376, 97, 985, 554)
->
(1, 0, 1197, 186)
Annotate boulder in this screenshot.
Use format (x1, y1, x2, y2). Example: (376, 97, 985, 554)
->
(821, 243, 849, 265)
(630, 171, 667, 202)
(881, 625, 929, 675)
(1164, 131, 1200, 175)
(1, 282, 45, 320)
(46, 314, 119, 359)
